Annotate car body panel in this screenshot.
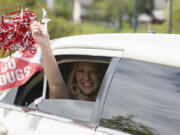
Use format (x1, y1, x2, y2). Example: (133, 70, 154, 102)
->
(0, 104, 95, 135)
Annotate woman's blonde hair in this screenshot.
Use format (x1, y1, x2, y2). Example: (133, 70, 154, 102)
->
(67, 62, 107, 101)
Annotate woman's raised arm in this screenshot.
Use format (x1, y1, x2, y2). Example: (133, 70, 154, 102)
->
(30, 23, 70, 99)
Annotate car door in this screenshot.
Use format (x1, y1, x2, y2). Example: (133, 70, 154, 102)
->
(0, 105, 96, 135)
(0, 56, 120, 135)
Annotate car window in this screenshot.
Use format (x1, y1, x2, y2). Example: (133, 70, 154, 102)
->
(4, 55, 113, 123)
(100, 58, 180, 135)
(0, 87, 18, 104)
(14, 72, 44, 106)
(35, 60, 109, 122)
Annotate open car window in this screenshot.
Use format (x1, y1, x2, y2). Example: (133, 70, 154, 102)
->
(5, 55, 114, 123)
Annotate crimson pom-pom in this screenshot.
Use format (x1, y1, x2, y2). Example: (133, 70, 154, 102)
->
(0, 9, 37, 56)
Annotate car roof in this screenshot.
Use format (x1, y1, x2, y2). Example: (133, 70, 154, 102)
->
(51, 33, 180, 68)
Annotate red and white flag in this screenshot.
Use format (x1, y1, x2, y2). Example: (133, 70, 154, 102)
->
(0, 44, 43, 91)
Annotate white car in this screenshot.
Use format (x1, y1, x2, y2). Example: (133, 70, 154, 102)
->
(0, 33, 180, 135)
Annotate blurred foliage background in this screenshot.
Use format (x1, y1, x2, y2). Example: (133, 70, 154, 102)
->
(0, 0, 179, 40)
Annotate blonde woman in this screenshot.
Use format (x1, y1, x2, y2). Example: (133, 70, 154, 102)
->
(30, 23, 107, 101)
(67, 62, 107, 101)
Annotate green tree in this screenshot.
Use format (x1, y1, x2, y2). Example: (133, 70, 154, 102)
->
(137, 0, 154, 16)
(172, 0, 180, 33)
(88, 0, 133, 30)
(53, 0, 72, 19)
(0, 0, 25, 13)
(88, 0, 154, 31)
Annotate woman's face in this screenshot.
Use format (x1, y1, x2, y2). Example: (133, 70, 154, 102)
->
(76, 62, 101, 95)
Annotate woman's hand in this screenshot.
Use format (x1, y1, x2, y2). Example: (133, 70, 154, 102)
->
(30, 22, 50, 48)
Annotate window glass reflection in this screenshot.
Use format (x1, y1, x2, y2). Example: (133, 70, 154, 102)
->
(101, 58, 180, 135)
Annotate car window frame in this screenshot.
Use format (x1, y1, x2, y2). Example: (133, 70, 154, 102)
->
(0, 55, 121, 124)
(91, 57, 120, 123)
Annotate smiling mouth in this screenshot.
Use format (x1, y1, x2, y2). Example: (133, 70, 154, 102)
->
(82, 82, 94, 88)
